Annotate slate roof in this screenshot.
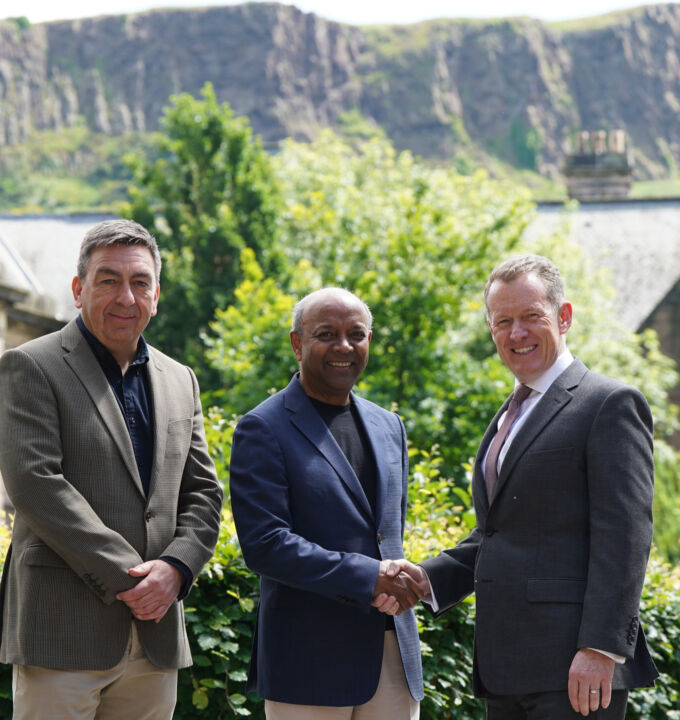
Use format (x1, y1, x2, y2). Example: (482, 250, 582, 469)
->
(524, 199, 680, 330)
(0, 214, 114, 321)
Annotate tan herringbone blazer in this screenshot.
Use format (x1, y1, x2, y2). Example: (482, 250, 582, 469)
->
(0, 319, 223, 670)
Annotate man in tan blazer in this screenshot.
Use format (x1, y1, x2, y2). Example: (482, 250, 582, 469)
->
(0, 219, 223, 719)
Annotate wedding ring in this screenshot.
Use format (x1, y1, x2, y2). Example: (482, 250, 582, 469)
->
(590, 690, 599, 694)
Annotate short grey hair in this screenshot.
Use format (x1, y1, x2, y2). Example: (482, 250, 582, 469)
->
(292, 287, 373, 334)
(484, 254, 565, 316)
(77, 219, 161, 283)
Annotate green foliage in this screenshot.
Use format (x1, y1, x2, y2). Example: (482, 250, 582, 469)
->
(404, 447, 474, 562)
(0, 127, 150, 213)
(221, 131, 534, 482)
(122, 83, 283, 378)
(491, 117, 542, 170)
(7, 17, 30, 31)
(177, 508, 261, 718)
(627, 556, 680, 719)
(204, 248, 300, 412)
(336, 109, 386, 140)
(206, 131, 680, 555)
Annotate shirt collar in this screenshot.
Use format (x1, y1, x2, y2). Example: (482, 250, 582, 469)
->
(76, 314, 149, 371)
(516, 348, 574, 395)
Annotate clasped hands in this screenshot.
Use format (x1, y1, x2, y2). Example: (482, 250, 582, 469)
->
(371, 559, 429, 615)
(116, 559, 183, 623)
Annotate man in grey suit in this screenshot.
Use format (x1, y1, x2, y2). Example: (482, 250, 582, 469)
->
(0, 219, 223, 719)
(378, 255, 658, 719)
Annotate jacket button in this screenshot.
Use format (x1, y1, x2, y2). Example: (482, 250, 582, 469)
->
(377, 533, 383, 544)
(485, 528, 496, 537)
(145, 511, 153, 521)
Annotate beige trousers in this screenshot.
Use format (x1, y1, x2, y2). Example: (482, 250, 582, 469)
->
(12, 623, 177, 720)
(265, 630, 420, 720)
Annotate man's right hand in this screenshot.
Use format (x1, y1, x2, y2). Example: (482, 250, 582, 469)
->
(372, 559, 429, 615)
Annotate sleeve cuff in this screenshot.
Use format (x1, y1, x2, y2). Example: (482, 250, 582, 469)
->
(588, 647, 626, 664)
(419, 565, 439, 613)
(160, 557, 194, 600)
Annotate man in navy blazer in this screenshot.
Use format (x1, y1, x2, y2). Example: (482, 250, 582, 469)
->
(382, 255, 657, 719)
(229, 287, 423, 719)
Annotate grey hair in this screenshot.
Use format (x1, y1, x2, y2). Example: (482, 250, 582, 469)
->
(77, 219, 161, 283)
(484, 254, 565, 317)
(292, 287, 373, 334)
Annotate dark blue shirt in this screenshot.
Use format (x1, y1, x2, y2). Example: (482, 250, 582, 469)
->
(76, 315, 192, 596)
(76, 315, 154, 495)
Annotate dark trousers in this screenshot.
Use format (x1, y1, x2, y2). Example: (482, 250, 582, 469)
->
(486, 689, 628, 720)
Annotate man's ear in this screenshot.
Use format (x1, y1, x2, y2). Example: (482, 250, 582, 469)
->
(72, 276, 83, 308)
(150, 283, 160, 317)
(290, 331, 302, 361)
(559, 302, 573, 334)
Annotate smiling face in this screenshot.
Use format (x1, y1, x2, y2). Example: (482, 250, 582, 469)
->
(290, 290, 372, 406)
(486, 272, 572, 385)
(72, 244, 159, 370)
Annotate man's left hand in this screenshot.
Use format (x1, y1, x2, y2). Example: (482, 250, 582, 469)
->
(568, 648, 615, 716)
(116, 560, 182, 623)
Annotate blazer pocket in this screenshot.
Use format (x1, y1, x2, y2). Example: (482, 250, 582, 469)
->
(527, 577, 586, 603)
(168, 418, 192, 434)
(23, 544, 69, 568)
(166, 418, 192, 457)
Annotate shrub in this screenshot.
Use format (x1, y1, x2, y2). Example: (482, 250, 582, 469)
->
(0, 471, 678, 718)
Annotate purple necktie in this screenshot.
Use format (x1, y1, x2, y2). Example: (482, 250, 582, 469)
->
(484, 384, 532, 500)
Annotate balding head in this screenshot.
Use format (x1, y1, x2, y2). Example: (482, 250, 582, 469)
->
(292, 288, 373, 335)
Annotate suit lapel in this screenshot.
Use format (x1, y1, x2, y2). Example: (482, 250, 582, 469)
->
(474, 397, 511, 513)
(147, 349, 167, 498)
(353, 397, 389, 526)
(285, 378, 374, 522)
(494, 359, 587, 499)
(61, 320, 145, 499)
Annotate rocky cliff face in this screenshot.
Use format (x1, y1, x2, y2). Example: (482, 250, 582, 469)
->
(1, 2, 679, 178)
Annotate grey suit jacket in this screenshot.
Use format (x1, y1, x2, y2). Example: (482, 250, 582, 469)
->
(0, 318, 223, 670)
(422, 358, 658, 696)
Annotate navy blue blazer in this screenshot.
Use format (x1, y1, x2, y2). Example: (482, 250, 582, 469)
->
(229, 375, 423, 705)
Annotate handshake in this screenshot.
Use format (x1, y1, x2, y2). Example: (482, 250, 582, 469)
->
(371, 559, 430, 616)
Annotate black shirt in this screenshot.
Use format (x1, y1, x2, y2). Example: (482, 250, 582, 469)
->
(309, 397, 377, 516)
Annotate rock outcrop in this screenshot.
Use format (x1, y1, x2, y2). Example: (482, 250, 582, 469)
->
(1, 2, 679, 178)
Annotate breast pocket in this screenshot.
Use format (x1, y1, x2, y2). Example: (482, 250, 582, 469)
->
(166, 418, 192, 459)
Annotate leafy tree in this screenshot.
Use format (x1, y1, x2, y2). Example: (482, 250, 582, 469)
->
(209, 131, 534, 480)
(206, 131, 680, 560)
(121, 83, 283, 377)
(204, 248, 300, 410)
